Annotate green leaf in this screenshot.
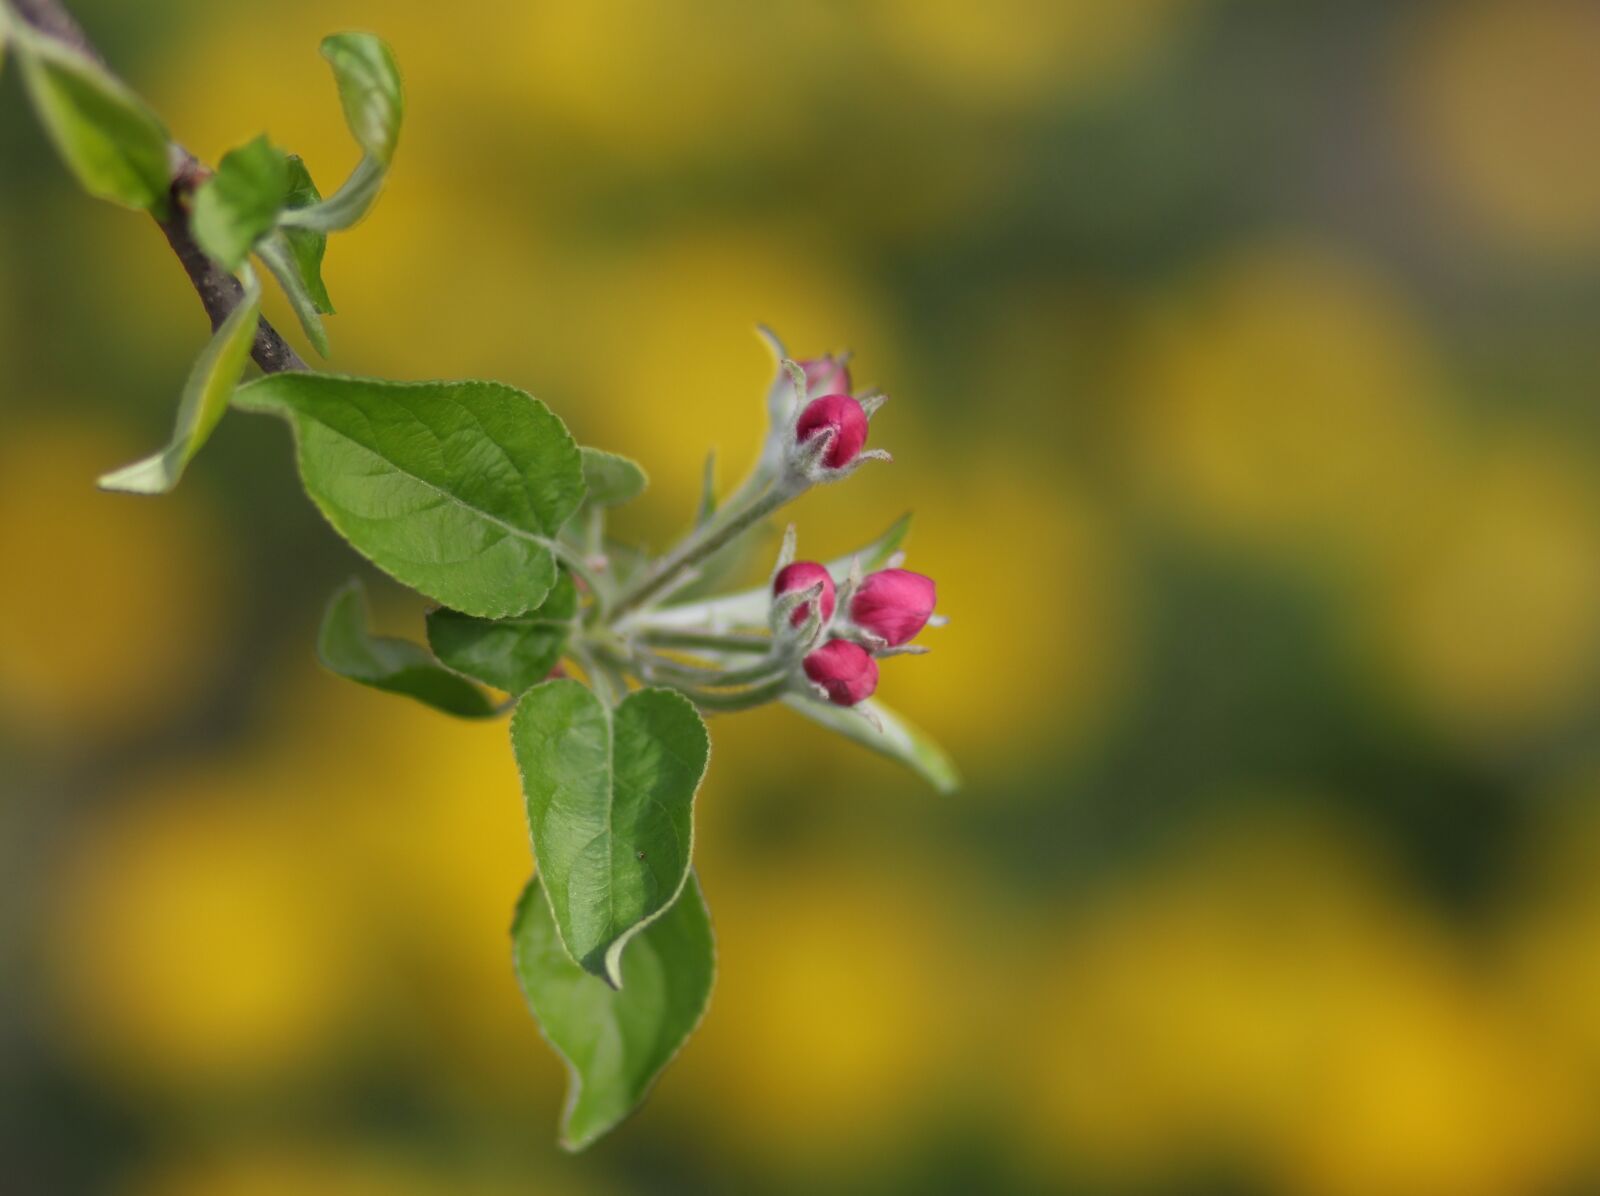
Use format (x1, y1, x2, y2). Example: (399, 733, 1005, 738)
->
(255, 156, 334, 357)
(278, 33, 402, 233)
(190, 134, 289, 270)
(14, 27, 170, 210)
(580, 448, 648, 508)
(316, 577, 497, 718)
(98, 267, 261, 493)
(646, 513, 913, 627)
(281, 155, 334, 312)
(256, 234, 330, 357)
(320, 32, 402, 166)
(427, 571, 577, 694)
(783, 693, 960, 794)
(513, 872, 714, 1151)
(233, 373, 585, 619)
(511, 680, 709, 986)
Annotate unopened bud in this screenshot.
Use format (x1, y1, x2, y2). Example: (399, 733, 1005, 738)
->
(802, 639, 879, 706)
(772, 561, 836, 628)
(850, 568, 936, 646)
(799, 355, 852, 398)
(796, 394, 869, 470)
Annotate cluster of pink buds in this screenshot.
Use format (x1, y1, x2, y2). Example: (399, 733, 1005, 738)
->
(621, 336, 940, 721)
(773, 553, 939, 707)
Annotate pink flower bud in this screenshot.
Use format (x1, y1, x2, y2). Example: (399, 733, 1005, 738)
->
(803, 639, 879, 706)
(850, 568, 936, 646)
(772, 560, 837, 628)
(796, 394, 869, 470)
(799, 355, 852, 397)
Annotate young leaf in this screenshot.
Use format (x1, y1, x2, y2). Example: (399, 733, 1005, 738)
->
(640, 513, 913, 628)
(256, 234, 330, 357)
(316, 577, 497, 718)
(254, 156, 335, 357)
(190, 134, 290, 270)
(783, 693, 960, 794)
(281, 155, 334, 312)
(511, 680, 709, 986)
(98, 267, 261, 493)
(427, 571, 578, 695)
(513, 873, 714, 1151)
(278, 33, 403, 233)
(320, 32, 403, 166)
(14, 27, 170, 211)
(232, 374, 585, 619)
(580, 448, 648, 508)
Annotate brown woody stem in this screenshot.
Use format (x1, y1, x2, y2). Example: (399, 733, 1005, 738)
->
(9, 0, 308, 374)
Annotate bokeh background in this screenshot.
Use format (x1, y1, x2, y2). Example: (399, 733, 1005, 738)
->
(5, 0, 1600, 1192)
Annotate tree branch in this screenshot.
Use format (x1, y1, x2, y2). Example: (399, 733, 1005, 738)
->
(10, 0, 308, 374)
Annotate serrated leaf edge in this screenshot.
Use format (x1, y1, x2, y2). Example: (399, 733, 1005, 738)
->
(512, 873, 717, 1152)
(509, 682, 709, 988)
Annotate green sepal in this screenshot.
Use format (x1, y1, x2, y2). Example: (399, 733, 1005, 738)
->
(579, 447, 648, 508)
(316, 577, 498, 718)
(98, 266, 261, 493)
(783, 693, 960, 794)
(190, 134, 290, 271)
(14, 24, 170, 211)
(511, 679, 708, 986)
(232, 373, 585, 619)
(427, 571, 578, 695)
(513, 873, 714, 1151)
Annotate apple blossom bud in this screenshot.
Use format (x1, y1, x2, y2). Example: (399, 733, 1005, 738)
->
(772, 561, 836, 628)
(799, 355, 852, 397)
(803, 639, 879, 706)
(850, 568, 936, 646)
(796, 393, 869, 470)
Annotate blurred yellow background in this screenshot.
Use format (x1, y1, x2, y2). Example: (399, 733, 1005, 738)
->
(5, 1, 1600, 1193)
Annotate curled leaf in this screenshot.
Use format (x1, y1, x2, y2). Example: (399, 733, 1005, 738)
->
(98, 267, 261, 493)
(321, 31, 403, 165)
(278, 32, 403, 233)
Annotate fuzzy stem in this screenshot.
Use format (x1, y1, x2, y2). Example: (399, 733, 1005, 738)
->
(636, 629, 773, 655)
(656, 674, 792, 713)
(609, 477, 800, 621)
(633, 648, 791, 688)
